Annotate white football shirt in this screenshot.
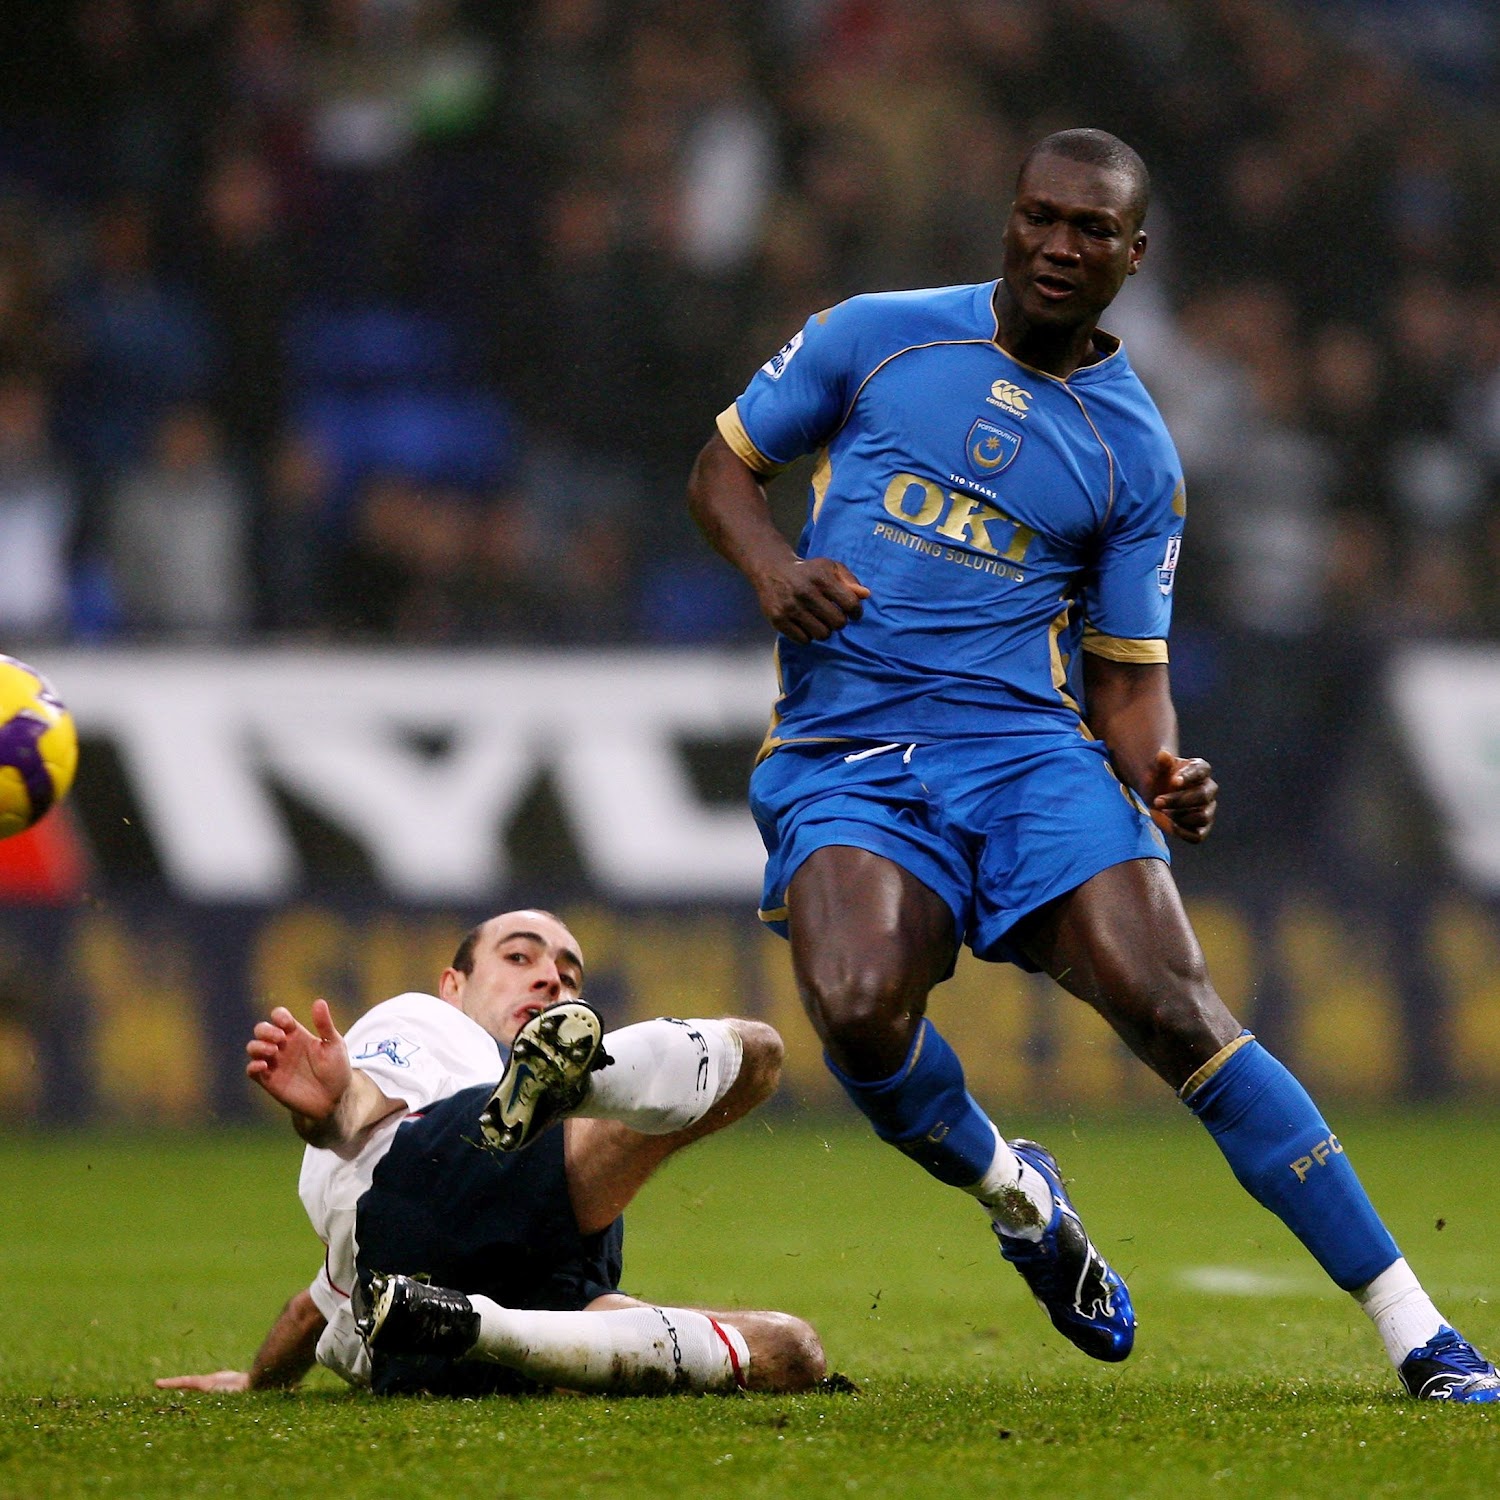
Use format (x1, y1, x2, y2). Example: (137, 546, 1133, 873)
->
(297, 992, 502, 1382)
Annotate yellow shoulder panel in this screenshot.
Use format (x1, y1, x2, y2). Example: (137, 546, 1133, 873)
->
(716, 403, 784, 477)
(1080, 628, 1170, 665)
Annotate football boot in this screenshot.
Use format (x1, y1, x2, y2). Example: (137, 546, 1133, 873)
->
(994, 1139, 1136, 1362)
(478, 998, 610, 1152)
(1398, 1327, 1500, 1402)
(356, 1271, 480, 1359)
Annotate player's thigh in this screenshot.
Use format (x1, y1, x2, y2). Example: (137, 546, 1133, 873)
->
(752, 743, 969, 962)
(564, 1117, 676, 1235)
(787, 844, 957, 1017)
(1015, 856, 1239, 1082)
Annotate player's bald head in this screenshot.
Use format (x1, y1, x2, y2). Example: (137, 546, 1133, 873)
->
(1018, 129, 1150, 231)
(452, 908, 580, 976)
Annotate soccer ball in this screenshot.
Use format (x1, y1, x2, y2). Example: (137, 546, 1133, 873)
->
(0, 655, 78, 839)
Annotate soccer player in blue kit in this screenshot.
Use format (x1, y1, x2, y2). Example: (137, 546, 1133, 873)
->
(687, 129, 1498, 1401)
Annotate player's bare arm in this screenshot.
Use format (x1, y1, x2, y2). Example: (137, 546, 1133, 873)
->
(246, 999, 406, 1148)
(687, 432, 868, 643)
(155, 1289, 325, 1393)
(1082, 655, 1217, 842)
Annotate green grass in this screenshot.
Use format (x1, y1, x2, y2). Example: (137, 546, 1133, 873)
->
(3, 1111, 1498, 1498)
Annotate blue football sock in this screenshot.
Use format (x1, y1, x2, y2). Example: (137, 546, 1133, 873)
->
(1182, 1035, 1399, 1291)
(825, 1019, 998, 1187)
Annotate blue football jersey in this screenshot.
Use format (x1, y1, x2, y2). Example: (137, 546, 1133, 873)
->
(718, 281, 1186, 748)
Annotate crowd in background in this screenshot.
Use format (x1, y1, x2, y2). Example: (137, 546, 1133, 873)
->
(0, 0, 1495, 848)
(0, 0, 1495, 1031)
(0, 0, 1495, 656)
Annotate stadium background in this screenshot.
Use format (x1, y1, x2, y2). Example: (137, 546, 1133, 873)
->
(1, 0, 1499, 1128)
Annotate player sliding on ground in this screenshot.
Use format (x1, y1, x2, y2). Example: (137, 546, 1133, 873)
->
(158, 909, 825, 1397)
(686, 126, 1499, 1403)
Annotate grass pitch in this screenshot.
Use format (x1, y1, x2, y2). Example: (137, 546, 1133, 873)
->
(3, 1110, 1498, 1498)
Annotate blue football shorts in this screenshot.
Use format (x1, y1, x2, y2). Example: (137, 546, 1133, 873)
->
(749, 733, 1169, 970)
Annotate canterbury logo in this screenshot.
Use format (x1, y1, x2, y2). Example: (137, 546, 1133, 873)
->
(988, 379, 1031, 417)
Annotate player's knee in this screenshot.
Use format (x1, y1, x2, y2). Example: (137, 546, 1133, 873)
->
(799, 961, 916, 1048)
(778, 1316, 827, 1391)
(751, 1313, 826, 1393)
(1109, 964, 1235, 1084)
(727, 1019, 783, 1105)
(1155, 965, 1229, 1041)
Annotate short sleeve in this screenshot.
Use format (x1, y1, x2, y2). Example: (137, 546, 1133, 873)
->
(729, 305, 857, 469)
(1080, 473, 1184, 660)
(342, 994, 495, 1114)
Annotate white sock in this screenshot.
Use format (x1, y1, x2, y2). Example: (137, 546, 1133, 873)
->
(1356, 1258, 1447, 1368)
(580, 1018, 743, 1134)
(964, 1123, 1054, 1240)
(467, 1297, 749, 1393)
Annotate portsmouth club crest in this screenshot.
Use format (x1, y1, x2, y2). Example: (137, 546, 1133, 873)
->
(965, 418, 1022, 481)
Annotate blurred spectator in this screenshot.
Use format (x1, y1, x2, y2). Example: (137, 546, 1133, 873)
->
(106, 402, 248, 638)
(507, 174, 654, 470)
(796, 0, 988, 285)
(512, 0, 616, 171)
(0, 373, 75, 638)
(0, 0, 1490, 658)
(674, 32, 776, 276)
(1385, 275, 1485, 535)
(196, 148, 294, 477)
(325, 474, 544, 642)
(1305, 323, 1392, 524)
(0, 207, 64, 380)
(553, 512, 637, 642)
(56, 196, 212, 483)
(259, 428, 336, 633)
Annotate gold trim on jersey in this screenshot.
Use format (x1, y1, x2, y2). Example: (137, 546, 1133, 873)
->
(753, 643, 854, 765)
(1171, 481, 1187, 518)
(717, 403, 784, 476)
(1178, 1032, 1256, 1102)
(747, 284, 1126, 495)
(755, 638, 786, 763)
(839, 340, 1002, 438)
(1065, 390, 1116, 517)
(754, 734, 854, 767)
(1081, 629, 1169, 665)
(810, 445, 832, 521)
(985, 283, 1121, 515)
(758, 903, 790, 924)
(1047, 602, 1081, 714)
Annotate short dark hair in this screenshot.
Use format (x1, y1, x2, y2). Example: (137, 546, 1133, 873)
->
(1018, 129, 1150, 229)
(450, 922, 485, 976)
(450, 909, 569, 976)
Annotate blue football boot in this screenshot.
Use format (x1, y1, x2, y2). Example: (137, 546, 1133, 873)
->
(994, 1140, 1135, 1362)
(1398, 1327, 1500, 1402)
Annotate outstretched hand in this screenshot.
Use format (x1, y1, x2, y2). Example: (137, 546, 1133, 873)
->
(246, 999, 351, 1124)
(1146, 747, 1217, 843)
(155, 1370, 251, 1392)
(753, 555, 870, 644)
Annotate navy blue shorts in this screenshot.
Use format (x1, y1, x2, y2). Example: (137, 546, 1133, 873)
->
(357, 1084, 624, 1397)
(750, 734, 1168, 970)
